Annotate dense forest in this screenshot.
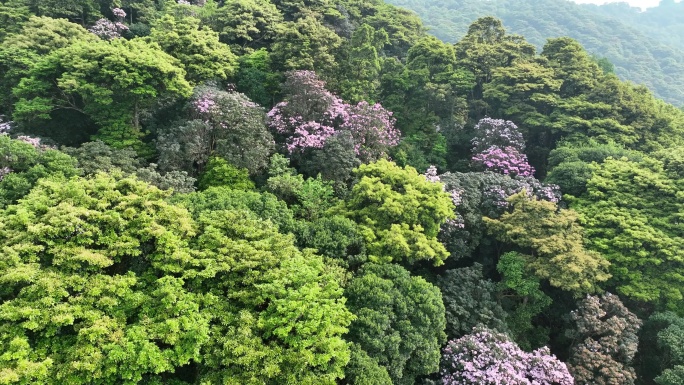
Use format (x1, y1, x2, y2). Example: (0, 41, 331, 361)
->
(1, 0, 684, 384)
(386, 0, 684, 107)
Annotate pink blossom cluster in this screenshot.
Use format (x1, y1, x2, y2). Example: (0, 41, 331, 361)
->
(193, 94, 217, 114)
(425, 166, 465, 229)
(472, 146, 535, 177)
(471, 117, 526, 153)
(112, 7, 126, 19)
(267, 71, 399, 161)
(16, 135, 53, 150)
(482, 179, 560, 215)
(0, 116, 11, 134)
(0, 167, 11, 181)
(89, 18, 128, 40)
(441, 327, 574, 385)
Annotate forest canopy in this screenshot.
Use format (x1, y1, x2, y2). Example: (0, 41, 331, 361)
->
(0, 0, 683, 384)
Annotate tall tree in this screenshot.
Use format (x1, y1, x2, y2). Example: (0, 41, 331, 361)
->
(13, 38, 191, 153)
(338, 159, 455, 266)
(484, 191, 610, 293)
(345, 263, 446, 385)
(567, 293, 642, 385)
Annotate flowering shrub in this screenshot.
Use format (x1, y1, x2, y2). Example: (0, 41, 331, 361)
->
(471, 117, 526, 153)
(89, 8, 129, 40)
(267, 71, 399, 162)
(157, 86, 273, 175)
(441, 327, 574, 385)
(472, 145, 535, 177)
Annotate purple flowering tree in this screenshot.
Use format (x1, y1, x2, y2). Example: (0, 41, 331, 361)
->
(471, 117, 526, 153)
(472, 145, 535, 177)
(157, 86, 273, 175)
(267, 71, 400, 163)
(470, 118, 535, 177)
(89, 8, 129, 40)
(441, 327, 574, 385)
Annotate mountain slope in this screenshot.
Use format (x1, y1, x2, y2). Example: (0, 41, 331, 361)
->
(386, 0, 684, 106)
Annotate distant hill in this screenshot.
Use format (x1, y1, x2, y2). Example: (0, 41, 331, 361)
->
(385, 0, 684, 106)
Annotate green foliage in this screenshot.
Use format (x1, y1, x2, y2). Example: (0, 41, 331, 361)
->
(0, 173, 207, 384)
(638, 312, 684, 384)
(546, 139, 644, 197)
(345, 263, 446, 385)
(173, 185, 297, 235)
(340, 23, 387, 103)
(205, 0, 284, 54)
(271, 15, 342, 74)
(0, 16, 95, 115)
(497, 252, 552, 350)
(387, 0, 684, 106)
(295, 215, 366, 268)
(13, 38, 192, 153)
(235, 48, 281, 107)
(265, 154, 337, 220)
(0, 136, 79, 207)
(338, 159, 455, 266)
(149, 14, 237, 84)
(157, 86, 273, 176)
(437, 263, 509, 340)
(484, 191, 610, 293)
(198, 157, 254, 191)
(64, 141, 196, 194)
(0, 1, 30, 42)
(343, 343, 392, 385)
(188, 209, 353, 385)
(571, 157, 684, 308)
(0, 172, 352, 384)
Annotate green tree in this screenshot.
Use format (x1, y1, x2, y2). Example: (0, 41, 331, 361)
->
(271, 15, 342, 75)
(0, 173, 208, 384)
(64, 141, 196, 194)
(571, 157, 684, 308)
(437, 263, 509, 340)
(338, 159, 455, 266)
(345, 263, 446, 385)
(207, 0, 284, 54)
(188, 209, 353, 385)
(197, 156, 254, 191)
(340, 23, 387, 103)
(0, 16, 96, 115)
(13, 38, 191, 153)
(497, 251, 552, 350)
(454, 17, 536, 101)
(484, 191, 610, 293)
(148, 14, 237, 84)
(0, 135, 79, 207)
(156, 86, 273, 175)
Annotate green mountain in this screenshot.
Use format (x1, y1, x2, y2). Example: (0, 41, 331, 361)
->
(386, 0, 684, 106)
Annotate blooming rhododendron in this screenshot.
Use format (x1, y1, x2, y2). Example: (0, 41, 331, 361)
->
(471, 117, 526, 153)
(267, 71, 399, 161)
(472, 145, 535, 177)
(89, 8, 129, 40)
(441, 327, 574, 385)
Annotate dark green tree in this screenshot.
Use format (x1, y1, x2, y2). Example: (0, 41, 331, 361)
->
(345, 263, 446, 385)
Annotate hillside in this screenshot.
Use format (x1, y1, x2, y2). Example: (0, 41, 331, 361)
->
(2, 0, 684, 384)
(386, 0, 684, 106)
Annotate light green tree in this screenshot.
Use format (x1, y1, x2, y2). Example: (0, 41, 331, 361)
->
(484, 191, 610, 293)
(148, 14, 237, 84)
(337, 159, 455, 266)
